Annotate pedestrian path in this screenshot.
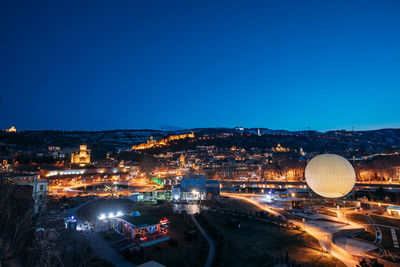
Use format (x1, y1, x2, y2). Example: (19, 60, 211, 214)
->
(366, 214, 382, 245)
(191, 214, 215, 267)
(391, 228, 399, 248)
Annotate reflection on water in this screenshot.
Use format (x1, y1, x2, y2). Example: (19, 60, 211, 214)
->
(172, 203, 206, 214)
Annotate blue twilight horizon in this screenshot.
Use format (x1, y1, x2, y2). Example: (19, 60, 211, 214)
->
(1, 0, 400, 132)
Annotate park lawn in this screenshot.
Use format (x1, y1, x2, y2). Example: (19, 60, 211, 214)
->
(203, 212, 346, 267)
(142, 210, 208, 267)
(370, 215, 400, 257)
(379, 227, 400, 257)
(370, 215, 400, 229)
(208, 197, 264, 213)
(347, 213, 376, 242)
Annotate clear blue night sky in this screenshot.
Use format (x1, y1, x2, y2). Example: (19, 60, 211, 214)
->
(1, 0, 400, 131)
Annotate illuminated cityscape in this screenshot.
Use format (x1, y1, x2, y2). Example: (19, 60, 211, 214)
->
(1, 1, 400, 267)
(1, 128, 400, 266)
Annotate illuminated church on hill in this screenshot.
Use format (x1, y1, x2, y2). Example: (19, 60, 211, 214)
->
(71, 145, 91, 166)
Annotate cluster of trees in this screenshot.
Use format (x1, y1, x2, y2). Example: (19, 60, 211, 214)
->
(0, 183, 69, 266)
(0, 183, 36, 266)
(0, 184, 110, 267)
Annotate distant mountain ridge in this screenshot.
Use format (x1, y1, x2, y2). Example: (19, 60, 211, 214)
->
(1, 127, 400, 154)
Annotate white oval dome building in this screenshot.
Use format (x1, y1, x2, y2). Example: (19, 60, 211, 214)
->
(305, 154, 356, 198)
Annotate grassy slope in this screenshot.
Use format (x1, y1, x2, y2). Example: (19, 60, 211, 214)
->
(204, 198, 346, 267)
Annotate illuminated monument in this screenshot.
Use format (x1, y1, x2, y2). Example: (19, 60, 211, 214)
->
(6, 126, 17, 133)
(132, 132, 195, 150)
(272, 143, 290, 152)
(71, 145, 91, 166)
(305, 154, 356, 198)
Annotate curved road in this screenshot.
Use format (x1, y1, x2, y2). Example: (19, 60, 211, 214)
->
(191, 214, 215, 267)
(224, 194, 358, 266)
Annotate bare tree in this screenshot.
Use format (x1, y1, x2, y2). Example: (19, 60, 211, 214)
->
(0, 183, 35, 266)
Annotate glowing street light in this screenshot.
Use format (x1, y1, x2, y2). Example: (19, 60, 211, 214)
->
(98, 210, 124, 220)
(265, 195, 273, 203)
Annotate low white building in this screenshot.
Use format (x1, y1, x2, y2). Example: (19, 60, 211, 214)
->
(172, 175, 220, 202)
(129, 192, 144, 202)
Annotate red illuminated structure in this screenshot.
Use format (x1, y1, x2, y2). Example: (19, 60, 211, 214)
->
(112, 213, 169, 247)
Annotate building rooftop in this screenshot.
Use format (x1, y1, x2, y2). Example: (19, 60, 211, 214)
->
(118, 214, 161, 228)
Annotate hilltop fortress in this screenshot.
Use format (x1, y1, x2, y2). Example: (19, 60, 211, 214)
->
(132, 132, 194, 150)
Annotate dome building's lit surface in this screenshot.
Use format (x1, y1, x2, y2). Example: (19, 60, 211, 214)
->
(305, 154, 356, 198)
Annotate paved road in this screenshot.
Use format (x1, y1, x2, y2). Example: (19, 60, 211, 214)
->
(191, 214, 215, 267)
(225, 194, 361, 267)
(291, 220, 360, 267)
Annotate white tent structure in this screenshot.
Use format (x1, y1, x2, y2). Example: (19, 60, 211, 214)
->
(305, 154, 356, 198)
